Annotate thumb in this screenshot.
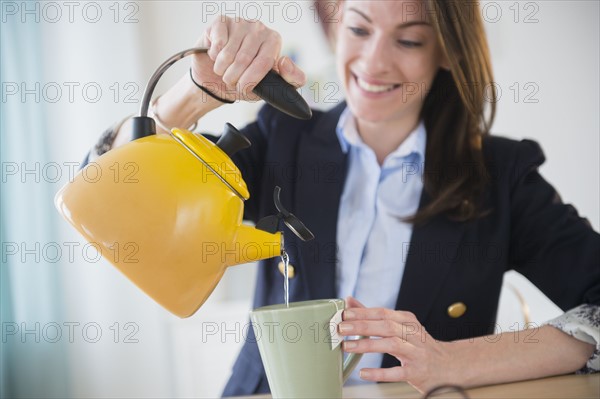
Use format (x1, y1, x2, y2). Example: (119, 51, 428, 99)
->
(345, 296, 366, 309)
(276, 56, 306, 88)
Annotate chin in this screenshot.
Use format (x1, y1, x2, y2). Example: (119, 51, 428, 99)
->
(346, 98, 402, 124)
(350, 108, 392, 123)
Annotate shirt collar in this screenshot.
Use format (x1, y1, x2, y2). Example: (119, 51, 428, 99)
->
(335, 107, 426, 161)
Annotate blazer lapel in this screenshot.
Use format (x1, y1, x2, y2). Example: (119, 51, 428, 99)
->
(293, 103, 347, 300)
(395, 191, 467, 322)
(381, 192, 467, 369)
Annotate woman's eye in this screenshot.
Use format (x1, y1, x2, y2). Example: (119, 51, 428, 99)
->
(398, 40, 422, 48)
(348, 27, 368, 37)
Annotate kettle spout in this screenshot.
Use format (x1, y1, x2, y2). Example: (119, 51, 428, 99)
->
(230, 224, 282, 266)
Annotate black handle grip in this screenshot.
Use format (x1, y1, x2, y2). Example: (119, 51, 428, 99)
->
(253, 70, 312, 120)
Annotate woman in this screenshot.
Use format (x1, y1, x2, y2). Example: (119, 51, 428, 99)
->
(88, 0, 599, 395)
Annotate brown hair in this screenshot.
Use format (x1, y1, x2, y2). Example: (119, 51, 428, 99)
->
(318, 0, 496, 223)
(414, 0, 496, 223)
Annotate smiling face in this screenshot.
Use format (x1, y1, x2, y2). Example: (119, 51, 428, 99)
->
(335, 0, 447, 130)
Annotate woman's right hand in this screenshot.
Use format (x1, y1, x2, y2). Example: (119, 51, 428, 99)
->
(191, 16, 306, 103)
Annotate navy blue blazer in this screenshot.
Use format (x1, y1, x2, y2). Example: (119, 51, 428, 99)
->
(220, 102, 600, 396)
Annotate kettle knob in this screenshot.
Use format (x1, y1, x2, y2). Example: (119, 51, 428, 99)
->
(216, 123, 251, 157)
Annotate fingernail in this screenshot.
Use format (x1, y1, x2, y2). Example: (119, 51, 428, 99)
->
(343, 341, 357, 350)
(339, 323, 353, 332)
(359, 370, 370, 379)
(343, 310, 355, 320)
(280, 57, 292, 74)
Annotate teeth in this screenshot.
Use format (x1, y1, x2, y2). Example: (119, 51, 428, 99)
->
(356, 77, 398, 93)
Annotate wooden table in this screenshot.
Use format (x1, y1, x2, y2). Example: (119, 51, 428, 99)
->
(233, 374, 599, 398)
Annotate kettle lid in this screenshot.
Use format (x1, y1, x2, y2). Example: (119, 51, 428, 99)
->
(171, 128, 250, 200)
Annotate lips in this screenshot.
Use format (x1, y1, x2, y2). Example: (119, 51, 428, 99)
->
(353, 73, 401, 94)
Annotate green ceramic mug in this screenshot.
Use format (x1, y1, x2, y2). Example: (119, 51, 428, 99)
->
(250, 299, 364, 398)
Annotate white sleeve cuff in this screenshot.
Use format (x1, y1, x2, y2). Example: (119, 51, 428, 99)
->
(545, 304, 600, 373)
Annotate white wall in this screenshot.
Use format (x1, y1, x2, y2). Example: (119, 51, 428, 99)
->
(483, 0, 599, 230)
(4, 1, 598, 397)
(481, 0, 599, 331)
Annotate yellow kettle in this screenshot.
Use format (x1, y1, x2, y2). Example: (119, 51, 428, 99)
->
(54, 48, 313, 318)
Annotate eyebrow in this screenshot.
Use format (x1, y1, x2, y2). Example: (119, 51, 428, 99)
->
(347, 7, 431, 29)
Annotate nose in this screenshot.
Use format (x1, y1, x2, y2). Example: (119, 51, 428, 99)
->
(360, 34, 394, 75)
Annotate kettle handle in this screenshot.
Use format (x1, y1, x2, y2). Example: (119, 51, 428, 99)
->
(342, 342, 365, 383)
(132, 47, 312, 139)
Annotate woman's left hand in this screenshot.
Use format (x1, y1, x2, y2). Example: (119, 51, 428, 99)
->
(339, 297, 455, 393)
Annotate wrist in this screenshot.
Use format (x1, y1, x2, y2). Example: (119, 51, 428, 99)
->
(149, 96, 197, 135)
(443, 339, 477, 387)
(151, 73, 222, 133)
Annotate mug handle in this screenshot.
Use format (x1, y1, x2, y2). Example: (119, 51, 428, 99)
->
(342, 336, 367, 383)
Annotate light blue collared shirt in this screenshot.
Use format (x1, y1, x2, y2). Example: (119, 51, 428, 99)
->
(335, 108, 426, 383)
